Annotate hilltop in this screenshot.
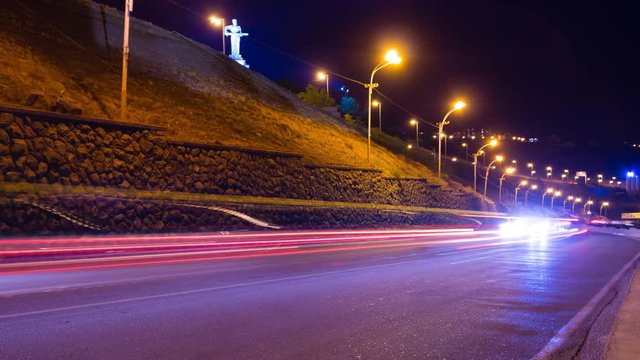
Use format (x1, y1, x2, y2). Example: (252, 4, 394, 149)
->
(0, 0, 446, 180)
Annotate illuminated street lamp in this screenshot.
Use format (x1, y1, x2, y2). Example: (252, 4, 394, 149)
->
(514, 180, 528, 205)
(473, 140, 498, 192)
(546, 166, 553, 179)
(438, 100, 466, 179)
(550, 191, 562, 209)
(371, 100, 382, 132)
(484, 155, 504, 199)
(527, 162, 534, 177)
(407, 144, 413, 150)
(409, 119, 419, 148)
(584, 199, 594, 214)
(561, 174, 567, 181)
(208, 15, 226, 54)
(462, 142, 469, 160)
(542, 188, 554, 207)
(572, 197, 582, 213)
(563, 195, 574, 210)
(499, 167, 516, 203)
(525, 184, 538, 205)
(365, 50, 402, 163)
(600, 201, 610, 216)
(317, 71, 330, 94)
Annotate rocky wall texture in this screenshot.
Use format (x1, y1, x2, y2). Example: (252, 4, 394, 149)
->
(0, 109, 477, 211)
(0, 195, 469, 236)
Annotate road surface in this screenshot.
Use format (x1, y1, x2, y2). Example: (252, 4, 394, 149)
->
(1, 231, 639, 359)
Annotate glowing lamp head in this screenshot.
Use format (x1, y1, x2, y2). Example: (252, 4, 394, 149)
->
(489, 140, 498, 146)
(453, 101, 466, 110)
(452, 157, 458, 162)
(575, 198, 582, 203)
(627, 171, 636, 177)
(546, 188, 554, 194)
(462, 143, 467, 147)
(546, 166, 552, 171)
(495, 155, 504, 162)
(587, 200, 594, 205)
(208, 16, 223, 26)
(384, 50, 402, 64)
(407, 144, 413, 149)
(567, 196, 574, 200)
(531, 184, 538, 190)
(603, 202, 610, 207)
(316, 71, 328, 80)
(527, 163, 533, 168)
(505, 167, 516, 174)
(409, 119, 418, 126)
(520, 180, 528, 186)
(554, 191, 562, 197)
(371, 100, 380, 107)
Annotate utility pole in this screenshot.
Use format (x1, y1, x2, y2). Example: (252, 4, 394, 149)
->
(121, 0, 133, 120)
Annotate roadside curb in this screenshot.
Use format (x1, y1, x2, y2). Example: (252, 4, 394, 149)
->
(533, 229, 640, 360)
(605, 269, 640, 360)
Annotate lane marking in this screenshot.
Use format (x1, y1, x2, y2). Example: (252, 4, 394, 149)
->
(0, 256, 444, 320)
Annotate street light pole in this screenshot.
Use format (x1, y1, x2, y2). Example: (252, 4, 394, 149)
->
(208, 16, 226, 54)
(563, 196, 574, 211)
(542, 188, 554, 207)
(499, 168, 515, 203)
(438, 101, 466, 179)
(572, 198, 582, 213)
(120, 0, 134, 121)
(484, 156, 503, 199)
(365, 50, 401, 164)
(514, 180, 528, 205)
(525, 184, 538, 206)
(372, 100, 382, 132)
(551, 191, 562, 209)
(473, 140, 498, 192)
(410, 119, 419, 148)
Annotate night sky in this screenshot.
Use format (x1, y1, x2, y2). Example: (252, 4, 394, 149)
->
(101, 0, 639, 144)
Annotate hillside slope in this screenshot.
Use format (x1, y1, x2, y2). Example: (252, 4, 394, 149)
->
(0, 0, 436, 179)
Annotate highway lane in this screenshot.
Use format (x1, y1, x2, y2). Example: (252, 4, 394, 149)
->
(1, 231, 639, 359)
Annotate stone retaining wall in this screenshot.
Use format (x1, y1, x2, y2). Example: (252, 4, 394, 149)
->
(0, 195, 468, 236)
(0, 108, 476, 211)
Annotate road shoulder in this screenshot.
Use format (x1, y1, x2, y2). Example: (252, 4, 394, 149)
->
(606, 269, 640, 360)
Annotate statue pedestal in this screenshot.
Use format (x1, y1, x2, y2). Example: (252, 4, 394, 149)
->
(229, 54, 249, 68)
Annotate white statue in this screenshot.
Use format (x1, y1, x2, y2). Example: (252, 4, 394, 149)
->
(224, 19, 249, 68)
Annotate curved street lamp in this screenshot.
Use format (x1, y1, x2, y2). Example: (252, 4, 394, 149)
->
(563, 195, 574, 210)
(473, 140, 498, 192)
(572, 197, 582, 213)
(551, 191, 562, 209)
(600, 201, 610, 216)
(208, 16, 226, 54)
(542, 188, 554, 207)
(372, 100, 382, 132)
(499, 167, 516, 203)
(438, 101, 466, 178)
(584, 199, 594, 214)
(514, 180, 528, 205)
(316, 71, 329, 94)
(525, 184, 538, 205)
(484, 155, 504, 199)
(409, 119, 419, 148)
(365, 50, 402, 163)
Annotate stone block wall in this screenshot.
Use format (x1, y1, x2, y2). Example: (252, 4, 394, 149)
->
(0, 108, 476, 210)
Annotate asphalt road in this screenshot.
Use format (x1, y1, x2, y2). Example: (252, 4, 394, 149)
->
(1, 231, 639, 359)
